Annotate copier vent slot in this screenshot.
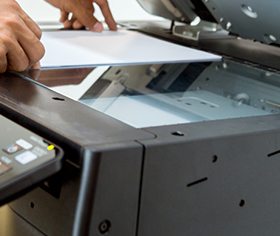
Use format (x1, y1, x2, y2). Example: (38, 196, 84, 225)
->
(267, 150, 280, 157)
(52, 97, 65, 101)
(171, 131, 185, 136)
(30, 202, 35, 209)
(115, 69, 121, 75)
(187, 177, 208, 187)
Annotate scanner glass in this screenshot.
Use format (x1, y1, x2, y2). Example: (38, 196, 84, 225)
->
(28, 60, 280, 128)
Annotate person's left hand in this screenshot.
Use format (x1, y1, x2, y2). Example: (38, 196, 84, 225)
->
(45, 0, 117, 32)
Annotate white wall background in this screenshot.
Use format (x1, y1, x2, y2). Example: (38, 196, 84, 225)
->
(16, 0, 162, 22)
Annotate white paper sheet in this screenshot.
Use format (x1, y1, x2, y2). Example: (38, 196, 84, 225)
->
(40, 29, 221, 68)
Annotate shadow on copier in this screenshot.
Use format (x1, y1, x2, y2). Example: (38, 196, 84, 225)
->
(1, 0, 280, 236)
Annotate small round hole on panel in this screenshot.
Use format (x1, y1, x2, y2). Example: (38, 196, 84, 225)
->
(239, 199, 245, 207)
(212, 155, 218, 162)
(99, 220, 111, 234)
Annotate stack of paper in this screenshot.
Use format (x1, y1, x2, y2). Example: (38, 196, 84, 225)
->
(40, 29, 221, 68)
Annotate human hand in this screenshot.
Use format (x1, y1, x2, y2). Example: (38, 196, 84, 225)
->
(46, 0, 117, 32)
(0, 0, 44, 73)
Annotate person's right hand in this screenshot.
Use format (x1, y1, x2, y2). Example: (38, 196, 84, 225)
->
(0, 0, 45, 73)
(46, 0, 117, 32)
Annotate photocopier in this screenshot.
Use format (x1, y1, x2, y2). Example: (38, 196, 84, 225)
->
(1, 0, 280, 235)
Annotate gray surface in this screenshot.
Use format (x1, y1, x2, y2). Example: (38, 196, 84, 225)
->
(87, 142, 144, 236)
(10, 142, 144, 236)
(138, 119, 280, 236)
(204, 0, 280, 44)
(136, 0, 196, 23)
(137, 0, 280, 44)
(9, 161, 80, 236)
(0, 205, 44, 236)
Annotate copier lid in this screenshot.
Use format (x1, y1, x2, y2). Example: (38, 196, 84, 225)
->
(136, 0, 280, 45)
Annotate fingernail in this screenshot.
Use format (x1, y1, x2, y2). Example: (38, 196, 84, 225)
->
(92, 22, 103, 32)
(31, 61, 41, 70)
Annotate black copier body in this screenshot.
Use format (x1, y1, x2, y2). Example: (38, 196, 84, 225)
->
(1, 0, 280, 235)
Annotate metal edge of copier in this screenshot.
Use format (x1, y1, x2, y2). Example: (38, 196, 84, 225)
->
(0, 72, 156, 164)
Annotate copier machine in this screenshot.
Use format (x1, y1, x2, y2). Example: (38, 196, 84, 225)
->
(1, 0, 280, 235)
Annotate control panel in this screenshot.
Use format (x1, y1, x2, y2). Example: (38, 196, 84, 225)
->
(0, 114, 63, 205)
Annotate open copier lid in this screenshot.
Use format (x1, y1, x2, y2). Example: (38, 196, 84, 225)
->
(137, 0, 280, 45)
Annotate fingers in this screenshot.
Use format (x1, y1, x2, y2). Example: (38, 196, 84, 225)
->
(60, 10, 69, 23)
(71, 5, 103, 32)
(20, 14, 42, 39)
(6, 39, 29, 71)
(58, 0, 117, 32)
(63, 14, 85, 29)
(80, 0, 93, 9)
(5, 0, 43, 39)
(18, 29, 45, 69)
(63, 16, 76, 29)
(0, 30, 29, 72)
(0, 16, 45, 72)
(73, 20, 84, 29)
(0, 45, 8, 73)
(93, 0, 117, 30)
(61, 11, 99, 31)
(30, 61, 41, 70)
(0, 0, 44, 73)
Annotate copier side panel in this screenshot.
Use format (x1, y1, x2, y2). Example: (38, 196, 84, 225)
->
(138, 117, 280, 235)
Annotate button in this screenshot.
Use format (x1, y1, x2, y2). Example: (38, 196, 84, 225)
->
(15, 151, 37, 165)
(0, 160, 12, 175)
(3, 143, 23, 155)
(16, 139, 33, 150)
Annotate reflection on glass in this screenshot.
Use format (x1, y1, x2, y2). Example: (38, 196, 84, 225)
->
(28, 60, 280, 128)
